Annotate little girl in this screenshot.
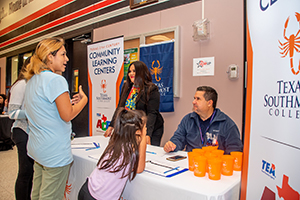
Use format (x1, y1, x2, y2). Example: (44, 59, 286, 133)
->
(78, 108, 147, 200)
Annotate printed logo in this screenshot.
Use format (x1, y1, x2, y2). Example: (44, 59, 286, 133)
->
(100, 79, 107, 93)
(279, 12, 300, 75)
(96, 113, 110, 131)
(150, 60, 163, 82)
(64, 180, 72, 200)
(261, 160, 276, 179)
(197, 60, 211, 68)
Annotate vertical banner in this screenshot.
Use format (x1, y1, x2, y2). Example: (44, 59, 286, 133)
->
(87, 36, 124, 136)
(242, 1, 300, 199)
(124, 48, 138, 80)
(140, 41, 174, 112)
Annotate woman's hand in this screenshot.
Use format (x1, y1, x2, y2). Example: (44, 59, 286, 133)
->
(104, 126, 114, 137)
(71, 85, 86, 105)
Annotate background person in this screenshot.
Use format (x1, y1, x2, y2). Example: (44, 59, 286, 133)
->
(78, 108, 147, 200)
(164, 86, 243, 154)
(8, 56, 34, 200)
(0, 94, 7, 114)
(23, 37, 88, 200)
(104, 61, 164, 146)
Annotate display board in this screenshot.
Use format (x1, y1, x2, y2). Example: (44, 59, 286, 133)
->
(241, 1, 300, 199)
(87, 36, 124, 136)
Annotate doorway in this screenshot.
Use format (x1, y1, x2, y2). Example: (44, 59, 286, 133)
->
(65, 33, 91, 137)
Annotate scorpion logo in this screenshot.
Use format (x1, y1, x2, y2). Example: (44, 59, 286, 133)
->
(100, 79, 107, 93)
(150, 60, 163, 82)
(278, 12, 300, 75)
(64, 180, 72, 200)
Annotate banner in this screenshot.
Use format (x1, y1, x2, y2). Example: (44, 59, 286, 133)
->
(241, 1, 300, 199)
(140, 41, 174, 112)
(87, 36, 124, 136)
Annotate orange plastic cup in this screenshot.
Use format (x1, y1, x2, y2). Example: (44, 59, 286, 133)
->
(230, 151, 243, 171)
(192, 148, 205, 156)
(221, 155, 234, 176)
(207, 158, 222, 180)
(202, 146, 218, 152)
(204, 152, 217, 172)
(188, 151, 197, 171)
(212, 149, 224, 158)
(193, 156, 207, 177)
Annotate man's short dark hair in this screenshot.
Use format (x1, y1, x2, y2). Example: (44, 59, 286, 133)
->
(196, 86, 218, 109)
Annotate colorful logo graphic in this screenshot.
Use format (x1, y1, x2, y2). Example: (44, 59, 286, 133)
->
(96, 113, 110, 131)
(150, 60, 163, 82)
(100, 79, 107, 93)
(196, 60, 211, 68)
(261, 160, 276, 179)
(279, 12, 300, 75)
(261, 175, 299, 200)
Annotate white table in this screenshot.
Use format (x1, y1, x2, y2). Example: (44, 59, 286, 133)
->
(65, 136, 241, 200)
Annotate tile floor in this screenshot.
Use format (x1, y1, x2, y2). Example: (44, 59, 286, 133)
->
(0, 147, 18, 200)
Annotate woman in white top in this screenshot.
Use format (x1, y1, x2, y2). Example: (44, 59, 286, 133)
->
(8, 56, 34, 200)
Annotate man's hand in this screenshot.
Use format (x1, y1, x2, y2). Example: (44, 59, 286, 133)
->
(164, 141, 176, 152)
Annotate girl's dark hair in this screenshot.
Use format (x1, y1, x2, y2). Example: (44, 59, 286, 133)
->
(7, 56, 32, 104)
(97, 108, 146, 181)
(121, 61, 155, 105)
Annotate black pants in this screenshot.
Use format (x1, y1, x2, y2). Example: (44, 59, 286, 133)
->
(78, 179, 96, 200)
(151, 125, 164, 146)
(12, 128, 34, 200)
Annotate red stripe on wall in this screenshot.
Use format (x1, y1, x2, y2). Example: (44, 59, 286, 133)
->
(0, 0, 122, 48)
(240, 21, 253, 200)
(0, 0, 75, 37)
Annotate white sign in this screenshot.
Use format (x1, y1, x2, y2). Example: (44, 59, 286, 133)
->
(87, 37, 124, 136)
(193, 57, 214, 76)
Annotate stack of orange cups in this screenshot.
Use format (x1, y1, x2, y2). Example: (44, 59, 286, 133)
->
(188, 151, 197, 171)
(230, 151, 243, 171)
(207, 158, 222, 180)
(221, 155, 234, 176)
(192, 148, 205, 156)
(193, 156, 207, 177)
(204, 152, 217, 172)
(202, 146, 218, 152)
(212, 149, 224, 158)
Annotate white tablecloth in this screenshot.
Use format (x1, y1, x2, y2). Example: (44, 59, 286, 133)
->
(65, 136, 241, 200)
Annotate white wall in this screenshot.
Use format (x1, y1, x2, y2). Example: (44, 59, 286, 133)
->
(93, 0, 244, 146)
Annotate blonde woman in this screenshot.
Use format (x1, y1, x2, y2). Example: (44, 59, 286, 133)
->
(24, 37, 88, 200)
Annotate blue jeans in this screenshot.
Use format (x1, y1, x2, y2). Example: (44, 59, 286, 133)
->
(12, 128, 34, 200)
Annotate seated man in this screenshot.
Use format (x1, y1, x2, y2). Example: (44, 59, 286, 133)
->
(164, 86, 243, 154)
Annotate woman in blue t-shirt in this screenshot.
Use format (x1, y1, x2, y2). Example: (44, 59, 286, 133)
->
(23, 37, 88, 200)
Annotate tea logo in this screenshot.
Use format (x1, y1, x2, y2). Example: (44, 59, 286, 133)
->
(278, 12, 300, 75)
(150, 60, 163, 82)
(261, 160, 276, 179)
(100, 79, 107, 93)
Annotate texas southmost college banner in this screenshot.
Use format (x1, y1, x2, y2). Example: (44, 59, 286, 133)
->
(140, 41, 174, 112)
(87, 36, 124, 136)
(241, 1, 300, 199)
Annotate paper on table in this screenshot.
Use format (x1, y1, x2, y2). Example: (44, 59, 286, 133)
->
(145, 160, 188, 178)
(71, 142, 95, 149)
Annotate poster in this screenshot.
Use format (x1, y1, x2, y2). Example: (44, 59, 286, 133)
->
(242, 1, 300, 199)
(124, 48, 138, 80)
(87, 36, 124, 136)
(193, 57, 214, 76)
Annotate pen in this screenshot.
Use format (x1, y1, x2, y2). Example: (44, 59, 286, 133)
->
(146, 151, 157, 155)
(164, 166, 180, 174)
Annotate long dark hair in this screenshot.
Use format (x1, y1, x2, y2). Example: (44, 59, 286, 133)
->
(121, 61, 155, 104)
(97, 108, 146, 181)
